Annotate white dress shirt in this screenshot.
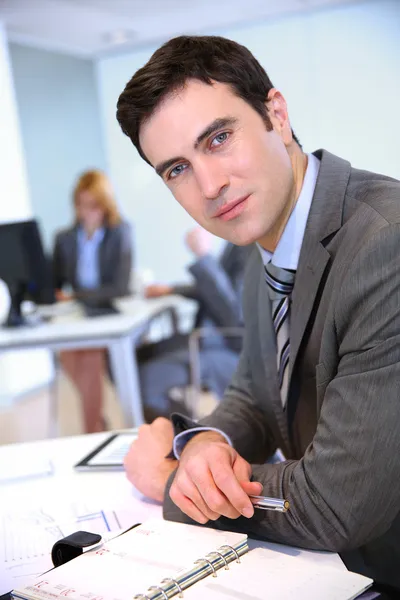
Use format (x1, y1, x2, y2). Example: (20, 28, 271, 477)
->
(173, 153, 321, 459)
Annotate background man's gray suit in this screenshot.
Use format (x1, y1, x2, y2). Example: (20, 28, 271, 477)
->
(138, 242, 251, 420)
(164, 149, 400, 590)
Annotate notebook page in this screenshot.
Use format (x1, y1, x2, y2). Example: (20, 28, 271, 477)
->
(248, 537, 346, 572)
(184, 547, 372, 600)
(13, 519, 247, 600)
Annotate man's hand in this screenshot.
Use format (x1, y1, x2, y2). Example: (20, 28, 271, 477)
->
(185, 226, 213, 257)
(145, 284, 173, 298)
(169, 431, 263, 524)
(124, 418, 177, 502)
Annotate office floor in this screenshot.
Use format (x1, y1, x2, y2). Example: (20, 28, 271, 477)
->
(0, 371, 217, 446)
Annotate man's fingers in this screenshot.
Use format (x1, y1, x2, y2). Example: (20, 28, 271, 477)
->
(192, 467, 242, 520)
(184, 454, 240, 519)
(178, 471, 221, 521)
(169, 483, 210, 524)
(240, 480, 263, 496)
(211, 465, 255, 518)
(232, 456, 252, 483)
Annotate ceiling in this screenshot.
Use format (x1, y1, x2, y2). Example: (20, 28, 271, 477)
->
(1, 0, 366, 58)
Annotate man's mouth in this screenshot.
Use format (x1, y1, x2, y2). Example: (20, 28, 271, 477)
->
(213, 195, 250, 222)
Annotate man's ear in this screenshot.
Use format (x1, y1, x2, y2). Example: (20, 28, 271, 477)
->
(265, 89, 293, 145)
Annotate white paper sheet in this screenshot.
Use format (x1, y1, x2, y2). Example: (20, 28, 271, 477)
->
(0, 499, 144, 594)
(0, 445, 53, 483)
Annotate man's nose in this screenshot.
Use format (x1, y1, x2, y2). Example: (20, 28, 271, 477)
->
(194, 157, 229, 200)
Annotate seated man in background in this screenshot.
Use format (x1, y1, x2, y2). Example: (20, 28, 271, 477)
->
(138, 225, 251, 421)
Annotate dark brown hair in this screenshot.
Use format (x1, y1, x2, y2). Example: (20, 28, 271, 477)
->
(116, 35, 300, 163)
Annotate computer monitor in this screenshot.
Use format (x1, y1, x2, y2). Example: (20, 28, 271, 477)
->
(0, 219, 55, 327)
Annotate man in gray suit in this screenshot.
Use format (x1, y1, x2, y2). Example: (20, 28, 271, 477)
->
(117, 35, 400, 592)
(137, 225, 250, 421)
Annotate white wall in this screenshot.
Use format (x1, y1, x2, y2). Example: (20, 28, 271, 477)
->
(9, 43, 108, 251)
(0, 25, 32, 224)
(96, 0, 400, 282)
(0, 23, 53, 408)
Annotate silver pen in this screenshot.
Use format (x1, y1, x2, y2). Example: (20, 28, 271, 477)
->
(250, 495, 290, 512)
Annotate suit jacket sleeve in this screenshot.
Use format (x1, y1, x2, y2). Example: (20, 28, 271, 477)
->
(171, 284, 200, 301)
(75, 222, 133, 303)
(171, 248, 247, 323)
(184, 252, 244, 328)
(164, 225, 400, 554)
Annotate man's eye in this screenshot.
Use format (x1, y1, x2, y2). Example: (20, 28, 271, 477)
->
(168, 164, 187, 180)
(210, 132, 229, 147)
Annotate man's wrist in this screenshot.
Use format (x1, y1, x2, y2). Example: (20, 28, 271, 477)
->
(181, 430, 229, 455)
(155, 460, 178, 502)
(172, 426, 233, 459)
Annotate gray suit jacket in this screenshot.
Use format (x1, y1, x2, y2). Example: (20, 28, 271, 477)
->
(53, 221, 133, 303)
(174, 243, 251, 347)
(164, 150, 400, 589)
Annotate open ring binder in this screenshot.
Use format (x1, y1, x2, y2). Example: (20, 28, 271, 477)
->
(149, 586, 169, 599)
(160, 578, 184, 597)
(219, 544, 241, 563)
(135, 540, 248, 599)
(208, 550, 230, 569)
(11, 519, 374, 600)
(194, 556, 218, 577)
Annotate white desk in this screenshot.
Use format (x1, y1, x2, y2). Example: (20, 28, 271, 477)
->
(0, 431, 163, 594)
(0, 434, 351, 598)
(0, 295, 184, 428)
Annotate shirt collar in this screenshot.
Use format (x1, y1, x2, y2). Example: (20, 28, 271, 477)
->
(258, 153, 320, 269)
(78, 226, 106, 244)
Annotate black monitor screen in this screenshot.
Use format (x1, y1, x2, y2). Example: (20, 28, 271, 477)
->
(0, 220, 54, 325)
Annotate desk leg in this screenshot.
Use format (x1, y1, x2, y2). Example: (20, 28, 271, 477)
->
(109, 336, 145, 427)
(48, 351, 59, 438)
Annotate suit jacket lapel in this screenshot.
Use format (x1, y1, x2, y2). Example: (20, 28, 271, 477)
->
(219, 242, 233, 269)
(99, 227, 111, 284)
(289, 150, 352, 382)
(68, 228, 78, 289)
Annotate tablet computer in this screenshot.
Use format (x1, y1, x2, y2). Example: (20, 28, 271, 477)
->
(74, 431, 138, 471)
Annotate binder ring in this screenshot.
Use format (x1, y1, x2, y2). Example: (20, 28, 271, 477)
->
(195, 557, 217, 577)
(219, 544, 241, 563)
(148, 586, 168, 599)
(161, 578, 183, 597)
(208, 550, 229, 570)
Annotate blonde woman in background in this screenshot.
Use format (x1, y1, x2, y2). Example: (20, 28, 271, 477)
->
(53, 170, 133, 432)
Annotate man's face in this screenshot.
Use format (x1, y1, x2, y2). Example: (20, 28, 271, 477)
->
(140, 80, 295, 247)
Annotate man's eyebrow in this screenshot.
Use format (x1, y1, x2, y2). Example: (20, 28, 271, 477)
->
(194, 116, 238, 149)
(155, 116, 238, 178)
(155, 156, 185, 178)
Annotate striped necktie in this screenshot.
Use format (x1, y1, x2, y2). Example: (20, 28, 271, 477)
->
(264, 261, 296, 409)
